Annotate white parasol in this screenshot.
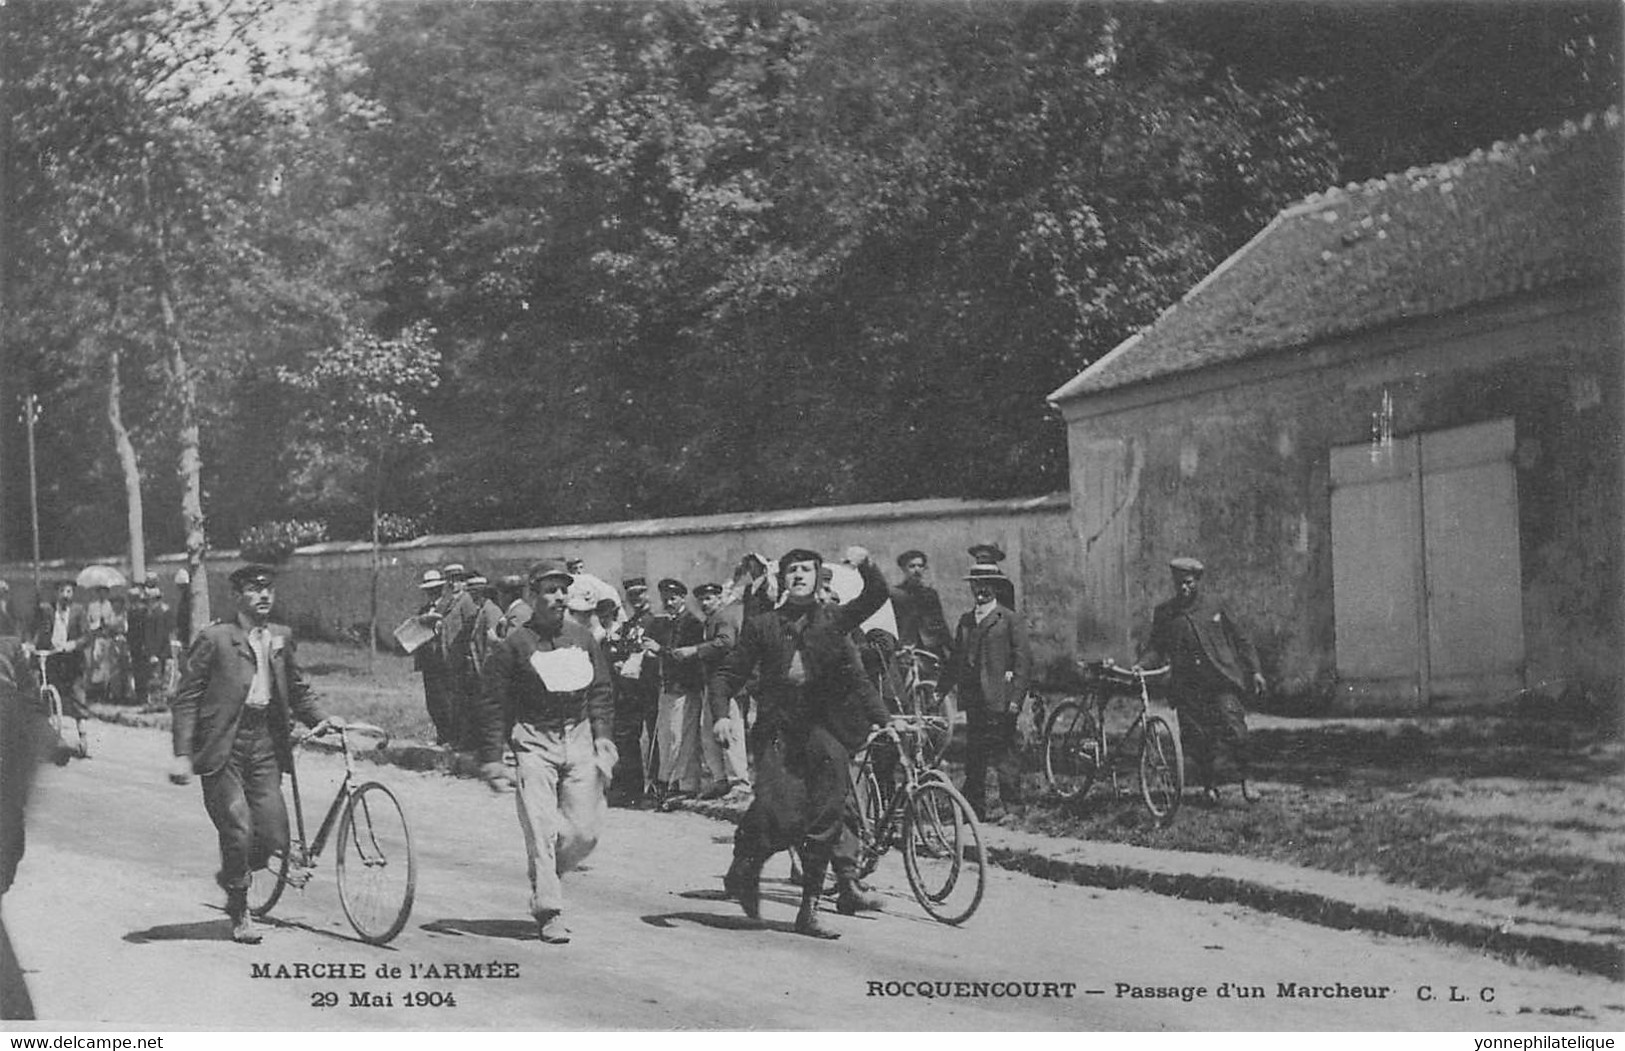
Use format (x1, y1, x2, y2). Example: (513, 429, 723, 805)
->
(76, 564, 127, 590)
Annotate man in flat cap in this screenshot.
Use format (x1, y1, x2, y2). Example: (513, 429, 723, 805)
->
(168, 564, 340, 944)
(711, 545, 896, 938)
(1139, 557, 1266, 805)
(642, 578, 705, 806)
(670, 582, 749, 803)
(605, 577, 658, 805)
(471, 558, 616, 943)
(940, 560, 1031, 821)
(135, 575, 176, 707)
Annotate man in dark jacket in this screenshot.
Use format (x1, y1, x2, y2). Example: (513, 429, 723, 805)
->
(472, 559, 616, 944)
(606, 578, 658, 805)
(1, 629, 46, 1019)
(410, 569, 456, 744)
(940, 561, 1032, 820)
(1139, 557, 1266, 805)
(168, 564, 338, 944)
(710, 546, 894, 938)
(644, 579, 705, 805)
(889, 550, 952, 659)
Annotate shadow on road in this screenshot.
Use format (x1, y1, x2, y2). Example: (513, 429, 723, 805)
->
(419, 918, 537, 940)
(124, 919, 235, 943)
(640, 911, 792, 934)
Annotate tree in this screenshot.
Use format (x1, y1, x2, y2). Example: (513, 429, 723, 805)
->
(3, 0, 375, 629)
(278, 321, 440, 660)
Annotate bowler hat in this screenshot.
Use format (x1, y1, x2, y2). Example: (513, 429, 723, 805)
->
(967, 542, 1006, 564)
(527, 559, 573, 585)
(1168, 556, 1205, 576)
(229, 563, 278, 589)
(657, 577, 688, 597)
(594, 597, 620, 617)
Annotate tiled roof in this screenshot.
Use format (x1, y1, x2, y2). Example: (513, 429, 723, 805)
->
(1050, 109, 1623, 403)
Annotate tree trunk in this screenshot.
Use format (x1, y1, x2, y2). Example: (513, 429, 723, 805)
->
(107, 345, 147, 584)
(155, 274, 208, 635)
(369, 504, 380, 674)
(147, 154, 209, 636)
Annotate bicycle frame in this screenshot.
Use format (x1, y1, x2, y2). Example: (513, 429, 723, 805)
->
(286, 723, 372, 867)
(852, 727, 918, 869)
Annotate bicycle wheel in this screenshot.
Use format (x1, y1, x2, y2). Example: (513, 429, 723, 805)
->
(336, 782, 416, 944)
(1043, 699, 1099, 800)
(902, 780, 986, 925)
(1138, 715, 1185, 825)
(910, 682, 955, 766)
(41, 685, 66, 752)
(853, 766, 885, 879)
(248, 847, 291, 917)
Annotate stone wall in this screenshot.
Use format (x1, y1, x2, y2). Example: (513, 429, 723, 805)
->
(1, 494, 1083, 681)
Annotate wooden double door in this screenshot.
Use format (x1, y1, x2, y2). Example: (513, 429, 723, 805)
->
(1329, 418, 1525, 708)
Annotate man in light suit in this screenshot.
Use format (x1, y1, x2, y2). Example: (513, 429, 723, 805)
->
(940, 561, 1032, 820)
(168, 564, 339, 943)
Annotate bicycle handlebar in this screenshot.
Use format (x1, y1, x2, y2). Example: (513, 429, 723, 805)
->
(302, 721, 390, 750)
(1078, 659, 1170, 685)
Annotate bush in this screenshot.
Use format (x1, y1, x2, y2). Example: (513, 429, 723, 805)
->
(375, 513, 426, 545)
(239, 519, 329, 564)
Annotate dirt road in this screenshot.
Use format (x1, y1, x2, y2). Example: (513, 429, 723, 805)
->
(4, 722, 1618, 1030)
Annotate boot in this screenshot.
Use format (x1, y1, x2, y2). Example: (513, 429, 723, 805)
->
(722, 855, 764, 921)
(793, 859, 840, 939)
(835, 872, 885, 916)
(225, 887, 261, 945)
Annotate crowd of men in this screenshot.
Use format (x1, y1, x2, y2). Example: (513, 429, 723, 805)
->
(0, 537, 1265, 956)
(400, 543, 1035, 810)
(387, 542, 1046, 938)
(0, 574, 188, 756)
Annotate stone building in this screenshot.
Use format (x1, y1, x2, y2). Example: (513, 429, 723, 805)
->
(1048, 111, 1621, 712)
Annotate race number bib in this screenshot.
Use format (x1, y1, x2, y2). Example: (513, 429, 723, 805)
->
(528, 647, 594, 692)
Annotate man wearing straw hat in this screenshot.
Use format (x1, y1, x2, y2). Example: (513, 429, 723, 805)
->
(411, 568, 456, 745)
(940, 558, 1031, 821)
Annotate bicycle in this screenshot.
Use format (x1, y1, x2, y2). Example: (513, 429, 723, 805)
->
(1041, 661, 1184, 825)
(893, 645, 955, 766)
(248, 721, 417, 945)
(29, 648, 86, 759)
(848, 718, 986, 925)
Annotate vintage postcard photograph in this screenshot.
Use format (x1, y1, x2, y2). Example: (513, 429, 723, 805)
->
(0, 0, 1619, 1036)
